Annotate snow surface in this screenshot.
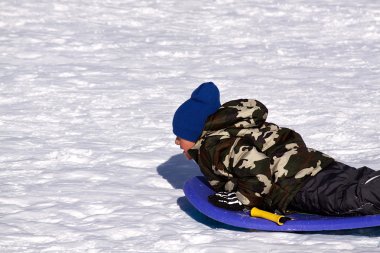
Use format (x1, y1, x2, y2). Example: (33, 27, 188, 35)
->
(0, 0, 380, 252)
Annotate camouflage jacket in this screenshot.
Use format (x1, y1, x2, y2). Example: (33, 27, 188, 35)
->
(188, 99, 334, 213)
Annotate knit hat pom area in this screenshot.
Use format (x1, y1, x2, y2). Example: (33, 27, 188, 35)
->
(172, 82, 221, 142)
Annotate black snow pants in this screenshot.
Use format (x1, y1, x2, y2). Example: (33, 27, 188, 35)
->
(290, 161, 380, 216)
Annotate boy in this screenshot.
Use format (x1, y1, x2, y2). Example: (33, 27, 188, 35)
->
(173, 82, 380, 215)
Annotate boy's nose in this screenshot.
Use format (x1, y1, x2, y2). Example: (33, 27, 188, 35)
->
(175, 138, 180, 145)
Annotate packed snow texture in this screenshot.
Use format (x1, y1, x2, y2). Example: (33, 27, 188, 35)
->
(0, 0, 380, 252)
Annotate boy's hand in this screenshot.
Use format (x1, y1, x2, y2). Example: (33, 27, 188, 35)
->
(208, 192, 244, 211)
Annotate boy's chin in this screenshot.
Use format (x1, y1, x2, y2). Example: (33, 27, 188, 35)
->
(183, 151, 192, 160)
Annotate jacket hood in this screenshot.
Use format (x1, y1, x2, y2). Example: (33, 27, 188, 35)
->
(188, 99, 269, 161)
(204, 99, 269, 132)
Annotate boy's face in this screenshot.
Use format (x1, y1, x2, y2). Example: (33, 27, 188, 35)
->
(175, 137, 195, 160)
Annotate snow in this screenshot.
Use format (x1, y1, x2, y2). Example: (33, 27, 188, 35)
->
(0, 0, 379, 252)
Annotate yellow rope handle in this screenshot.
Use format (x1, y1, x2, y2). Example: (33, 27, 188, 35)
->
(250, 207, 290, 226)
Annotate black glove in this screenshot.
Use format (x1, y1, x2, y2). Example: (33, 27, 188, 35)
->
(208, 192, 244, 211)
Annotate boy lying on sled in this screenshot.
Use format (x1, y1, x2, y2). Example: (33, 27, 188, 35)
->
(173, 82, 380, 216)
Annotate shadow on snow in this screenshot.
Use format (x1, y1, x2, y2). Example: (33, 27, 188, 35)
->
(157, 154, 247, 231)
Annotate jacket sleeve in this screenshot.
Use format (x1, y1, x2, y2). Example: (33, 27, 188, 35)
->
(224, 137, 273, 208)
(189, 137, 228, 192)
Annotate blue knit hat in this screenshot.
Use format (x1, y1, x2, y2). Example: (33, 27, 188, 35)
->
(173, 82, 221, 142)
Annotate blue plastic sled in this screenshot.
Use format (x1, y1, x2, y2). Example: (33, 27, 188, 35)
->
(184, 176, 380, 231)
